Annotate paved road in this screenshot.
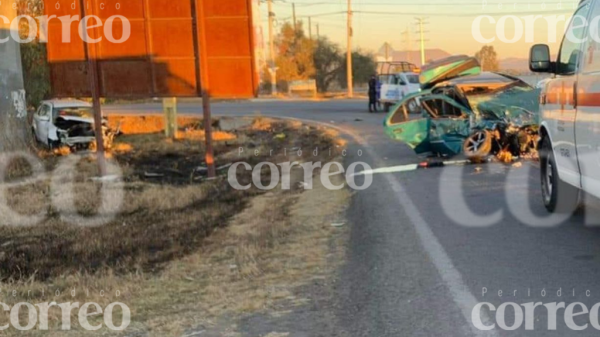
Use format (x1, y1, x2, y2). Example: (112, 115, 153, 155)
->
(108, 100, 600, 336)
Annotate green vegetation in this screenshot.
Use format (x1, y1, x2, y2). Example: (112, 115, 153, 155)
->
(475, 45, 500, 72)
(263, 21, 377, 93)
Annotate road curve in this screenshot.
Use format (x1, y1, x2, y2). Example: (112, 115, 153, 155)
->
(107, 100, 600, 337)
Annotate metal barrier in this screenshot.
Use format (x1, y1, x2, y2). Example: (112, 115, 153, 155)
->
(288, 80, 317, 97)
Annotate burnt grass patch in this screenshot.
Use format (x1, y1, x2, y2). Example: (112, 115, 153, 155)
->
(0, 117, 336, 282)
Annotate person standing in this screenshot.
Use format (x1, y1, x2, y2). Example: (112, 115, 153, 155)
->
(368, 75, 378, 113)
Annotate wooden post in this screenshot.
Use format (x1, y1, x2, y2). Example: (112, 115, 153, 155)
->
(163, 98, 178, 139)
(346, 0, 353, 98)
(202, 91, 216, 178)
(268, 0, 277, 95)
(197, 0, 217, 179)
(80, 0, 107, 176)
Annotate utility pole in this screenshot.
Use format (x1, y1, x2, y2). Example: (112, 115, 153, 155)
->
(292, 3, 297, 32)
(415, 17, 429, 66)
(316, 23, 320, 38)
(346, 0, 353, 98)
(0, 0, 28, 153)
(80, 0, 107, 176)
(197, 0, 217, 178)
(267, 0, 277, 95)
(309, 16, 312, 39)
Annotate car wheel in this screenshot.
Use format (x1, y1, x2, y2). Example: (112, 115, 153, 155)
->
(540, 136, 579, 214)
(463, 130, 492, 161)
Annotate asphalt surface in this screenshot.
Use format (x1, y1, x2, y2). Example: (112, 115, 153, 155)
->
(107, 100, 600, 336)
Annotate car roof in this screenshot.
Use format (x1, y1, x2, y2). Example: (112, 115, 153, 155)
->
(41, 99, 92, 108)
(438, 72, 518, 87)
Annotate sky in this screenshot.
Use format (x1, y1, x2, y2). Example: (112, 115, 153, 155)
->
(258, 0, 580, 61)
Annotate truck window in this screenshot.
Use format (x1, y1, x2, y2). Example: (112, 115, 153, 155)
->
(407, 75, 420, 84)
(557, 4, 591, 75)
(582, 1, 600, 73)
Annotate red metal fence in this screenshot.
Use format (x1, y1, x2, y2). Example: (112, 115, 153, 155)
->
(45, 0, 258, 98)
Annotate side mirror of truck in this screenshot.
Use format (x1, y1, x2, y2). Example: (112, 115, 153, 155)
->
(530, 44, 553, 73)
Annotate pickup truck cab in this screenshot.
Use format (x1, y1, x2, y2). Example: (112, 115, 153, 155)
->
(529, 0, 600, 213)
(378, 62, 421, 112)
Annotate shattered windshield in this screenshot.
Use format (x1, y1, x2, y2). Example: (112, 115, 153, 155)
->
(53, 107, 93, 119)
(462, 81, 540, 126)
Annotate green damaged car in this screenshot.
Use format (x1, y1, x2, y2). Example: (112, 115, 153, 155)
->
(383, 55, 540, 160)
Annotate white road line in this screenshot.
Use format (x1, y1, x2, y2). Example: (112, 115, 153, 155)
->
(351, 163, 419, 176)
(278, 117, 500, 337)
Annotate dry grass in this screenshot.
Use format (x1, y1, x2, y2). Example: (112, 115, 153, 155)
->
(0, 116, 348, 336)
(114, 162, 349, 337)
(107, 115, 201, 135)
(1, 117, 335, 280)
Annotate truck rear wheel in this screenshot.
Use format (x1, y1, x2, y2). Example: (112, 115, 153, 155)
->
(540, 136, 579, 214)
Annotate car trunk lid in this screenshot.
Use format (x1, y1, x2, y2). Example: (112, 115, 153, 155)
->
(420, 55, 481, 90)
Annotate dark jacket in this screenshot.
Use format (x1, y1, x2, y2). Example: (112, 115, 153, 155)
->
(368, 78, 377, 95)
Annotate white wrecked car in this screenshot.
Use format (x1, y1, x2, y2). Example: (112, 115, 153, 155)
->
(32, 100, 116, 151)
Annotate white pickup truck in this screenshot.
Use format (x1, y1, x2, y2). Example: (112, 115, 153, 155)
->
(377, 62, 421, 112)
(529, 0, 600, 213)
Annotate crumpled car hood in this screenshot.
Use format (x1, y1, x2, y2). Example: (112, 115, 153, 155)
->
(420, 55, 482, 90)
(469, 86, 541, 127)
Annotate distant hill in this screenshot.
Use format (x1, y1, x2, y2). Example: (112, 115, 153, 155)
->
(499, 58, 529, 72)
(376, 46, 451, 67)
(499, 55, 557, 74)
(376, 43, 552, 74)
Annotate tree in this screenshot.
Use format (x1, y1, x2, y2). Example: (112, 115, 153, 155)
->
(262, 22, 315, 90)
(475, 46, 499, 72)
(313, 37, 343, 92)
(338, 50, 377, 89)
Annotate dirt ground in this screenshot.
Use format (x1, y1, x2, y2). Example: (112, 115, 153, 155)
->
(0, 116, 351, 336)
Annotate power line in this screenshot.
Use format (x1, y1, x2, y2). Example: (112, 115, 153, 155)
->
(280, 11, 346, 20)
(280, 8, 574, 21)
(274, 1, 577, 6)
(352, 9, 574, 17)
